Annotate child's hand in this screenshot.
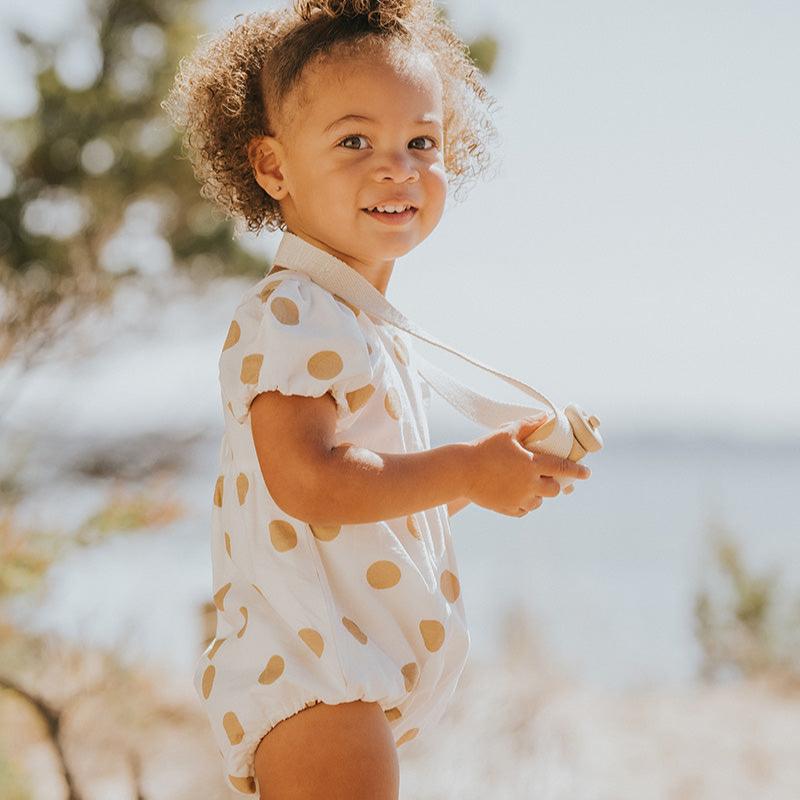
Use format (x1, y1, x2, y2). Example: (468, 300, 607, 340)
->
(464, 416, 591, 517)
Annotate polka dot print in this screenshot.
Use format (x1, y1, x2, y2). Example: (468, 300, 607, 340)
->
(396, 727, 420, 747)
(440, 570, 461, 603)
(310, 523, 341, 541)
(384, 387, 402, 420)
(342, 616, 368, 644)
(202, 665, 215, 699)
(384, 706, 402, 722)
(258, 655, 285, 685)
(346, 383, 375, 412)
(401, 662, 420, 692)
(366, 560, 402, 589)
(236, 473, 249, 505)
(228, 775, 256, 794)
(207, 638, 225, 659)
(307, 350, 343, 381)
(269, 519, 297, 552)
(223, 711, 245, 745)
(240, 353, 263, 386)
(298, 628, 325, 658)
(270, 295, 300, 325)
(406, 515, 422, 540)
(393, 334, 409, 365)
(222, 320, 240, 351)
(213, 583, 231, 611)
(236, 607, 248, 638)
(197, 250, 470, 795)
(419, 619, 446, 652)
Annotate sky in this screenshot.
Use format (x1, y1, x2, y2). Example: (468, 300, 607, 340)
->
(1, 0, 798, 440)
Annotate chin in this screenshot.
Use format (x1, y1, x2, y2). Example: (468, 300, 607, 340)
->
(371, 237, 420, 259)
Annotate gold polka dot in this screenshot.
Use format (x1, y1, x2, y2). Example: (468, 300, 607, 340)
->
(213, 582, 231, 612)
(201, 665, 215, 699)
(258, 280, 283, 303)
(440, 570, 461, 603)
(393, 335, 409, 365)
(384, 706, 402, 722)
(226, 400, 233, 415)
(228, 775, 256, 794)
(269, 519, 298, 552)
(310, 523, 341, 541)
(224, 531, 232, 557)
(342, 616, 368, 644)
(366, 560, 401, 589)
(236, 473, 249, 505)
(223, 711, 245, 745)
(307, 350, 343, 380)
(270, 296, 300, 325)
(258, 654, 285, 685)
(396, 727, 419, 747)
(367, 342, 373, 356)
(406, 515, 421, 540)
(384, 387, 401, 420)
(298, 627, 324, 658)
(250, 583, 267, 600)
(346, 383, 375, 413)
(237, 606, 248, 638)
(401, 662, 419, 692)
(240, 353, 263, 385)
(420, 619, 445, 652)
(208, 637, 226, 659)
(213, 475, 224, 507)
(334, 294, 361, 317)
(222, 320, 240, 351)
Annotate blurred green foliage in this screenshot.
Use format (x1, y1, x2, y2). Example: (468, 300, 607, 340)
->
(0, 0, 498, 370)
(694, 518, 800, 684)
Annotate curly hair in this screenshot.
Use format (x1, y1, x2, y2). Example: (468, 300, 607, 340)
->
(161, 0, 500, 234)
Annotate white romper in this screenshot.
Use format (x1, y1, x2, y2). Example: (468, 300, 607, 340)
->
(193, 231, 470, 797)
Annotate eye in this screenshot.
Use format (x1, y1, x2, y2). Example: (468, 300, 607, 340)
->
(409, 136, 438, 150)
(338, 134, 369, 150)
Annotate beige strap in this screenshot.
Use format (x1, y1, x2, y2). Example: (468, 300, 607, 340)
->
(274, 232, 558, 429)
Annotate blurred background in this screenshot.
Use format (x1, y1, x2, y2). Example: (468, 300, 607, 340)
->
(1, 0, 798, 797)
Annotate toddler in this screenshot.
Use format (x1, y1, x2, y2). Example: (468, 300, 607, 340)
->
(163, 1, 590, 796)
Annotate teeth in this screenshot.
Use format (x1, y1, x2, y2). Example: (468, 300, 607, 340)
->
(369, 203, 412, 213)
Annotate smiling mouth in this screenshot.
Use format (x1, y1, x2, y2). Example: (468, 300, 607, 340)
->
(361, 207, 418, 225)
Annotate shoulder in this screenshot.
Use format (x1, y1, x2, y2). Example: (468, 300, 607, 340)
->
(218, 270, 374, 425)
(234, 269, 360, 328)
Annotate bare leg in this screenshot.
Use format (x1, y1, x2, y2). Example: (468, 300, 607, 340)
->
(254, 699, 400, 800)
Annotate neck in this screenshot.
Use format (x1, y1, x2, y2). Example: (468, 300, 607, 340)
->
(286, 228, 394, 297)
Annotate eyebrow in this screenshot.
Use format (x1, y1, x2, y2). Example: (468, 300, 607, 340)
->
(323, 113, 443, 134)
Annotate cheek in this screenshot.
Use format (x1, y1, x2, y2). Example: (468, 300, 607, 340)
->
(425, 163, 448, 208)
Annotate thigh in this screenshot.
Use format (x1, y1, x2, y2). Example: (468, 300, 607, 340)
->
(254, 699, 400, 800)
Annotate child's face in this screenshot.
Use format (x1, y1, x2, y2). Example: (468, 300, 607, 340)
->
(251, 49, 447, 275)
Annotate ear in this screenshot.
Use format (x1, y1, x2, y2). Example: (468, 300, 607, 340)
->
(247, 135, 287, 200)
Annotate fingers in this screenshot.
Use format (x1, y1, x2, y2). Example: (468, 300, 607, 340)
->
(511, 496, 543, 516)
(537, 477, 560, 497)
(536, 454, 591, 480)
(512, 414, 549, 438)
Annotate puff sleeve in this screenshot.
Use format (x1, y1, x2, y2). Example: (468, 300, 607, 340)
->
(219, 274, 375, 426)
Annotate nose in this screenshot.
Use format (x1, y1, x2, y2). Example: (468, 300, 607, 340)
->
(374, 150, 419, 183)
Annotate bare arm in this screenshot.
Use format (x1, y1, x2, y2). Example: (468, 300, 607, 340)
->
(305, 442, 474, 525)
(446, 496, 472, 518)
(250, 389, 474, 526)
